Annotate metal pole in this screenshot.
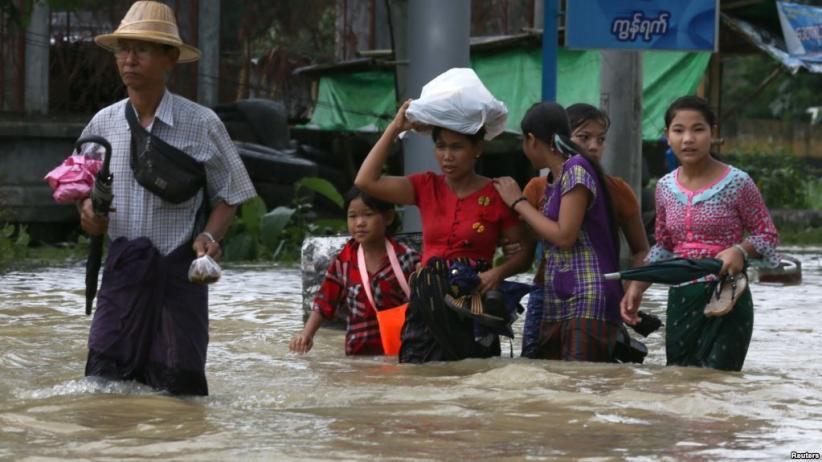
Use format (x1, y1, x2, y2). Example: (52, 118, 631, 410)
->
(403, 0, 470, 232)
(600, 50, 643, 265)
(197, 0, 220, 107)
(541, 0, 557, 102)
(24, 0, 49, 114)
(536, 0, 551, 178)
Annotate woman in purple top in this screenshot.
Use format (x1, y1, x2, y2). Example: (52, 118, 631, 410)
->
(495, 102, 623, 362)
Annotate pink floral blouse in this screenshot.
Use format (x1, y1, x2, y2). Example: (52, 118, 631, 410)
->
(648, 165, 780, 275)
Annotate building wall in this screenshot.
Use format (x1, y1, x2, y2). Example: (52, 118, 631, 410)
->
(0, 119, 84, 240)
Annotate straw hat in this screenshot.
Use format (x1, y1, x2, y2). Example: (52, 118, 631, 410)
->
(95, 1, 200, 63)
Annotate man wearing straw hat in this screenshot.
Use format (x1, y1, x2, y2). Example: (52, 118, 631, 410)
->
(77, 1, 256, 395)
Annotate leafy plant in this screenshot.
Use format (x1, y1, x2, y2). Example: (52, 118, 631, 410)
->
(222, 177, 347, 262)
(723, 53, 822, 122)
(0, 224, 30, 273)
(805, 179, 822, 211)
(777, 224, 822, 245)
(725, 147, 821, 209)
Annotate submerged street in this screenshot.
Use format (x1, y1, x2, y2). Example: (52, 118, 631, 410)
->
(0, 249, 819, 459)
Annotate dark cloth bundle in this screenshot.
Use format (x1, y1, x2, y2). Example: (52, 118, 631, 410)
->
(85, 236, 209, 395)
(399, 258, 501, 363)
(443, 261, 533, 340)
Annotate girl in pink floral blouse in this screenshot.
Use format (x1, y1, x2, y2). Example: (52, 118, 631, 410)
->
(621, 96, 779, 371)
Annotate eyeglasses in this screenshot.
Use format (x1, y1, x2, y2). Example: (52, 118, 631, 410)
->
(113, 42, 159, 60)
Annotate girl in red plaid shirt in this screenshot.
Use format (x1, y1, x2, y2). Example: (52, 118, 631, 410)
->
(290, 188, 419, 355)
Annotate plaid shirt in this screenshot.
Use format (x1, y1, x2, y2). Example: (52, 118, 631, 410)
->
(313, 237, 419, 355)
(79, 90, 256, 255)
(541, 157, 622, 324)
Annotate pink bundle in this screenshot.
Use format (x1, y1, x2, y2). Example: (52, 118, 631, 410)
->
(44, 154, 103, 204)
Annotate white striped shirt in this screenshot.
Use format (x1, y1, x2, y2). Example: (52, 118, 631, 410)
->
(80, 90, 256, 255)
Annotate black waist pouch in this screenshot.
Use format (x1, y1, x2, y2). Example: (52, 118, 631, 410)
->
(126, 103, 206, 204)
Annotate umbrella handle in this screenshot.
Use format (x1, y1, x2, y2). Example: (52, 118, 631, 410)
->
(780, 258, 799, 274)
(603, 272, 621, 281)
(75, 136, 113, 177)
(75, 136, 112, 156)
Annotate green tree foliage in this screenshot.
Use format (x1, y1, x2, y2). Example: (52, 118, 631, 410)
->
(723, 57, 822, 123)
(0, 224, 30, 273)
(726, 147, 821, 209)
(232, 0, 336, 62)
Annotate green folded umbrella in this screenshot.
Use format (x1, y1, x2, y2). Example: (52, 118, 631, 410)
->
(604, 258, 723, 285)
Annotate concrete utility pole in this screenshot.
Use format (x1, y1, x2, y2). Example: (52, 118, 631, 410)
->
(403, 0, 471, 232)
(600, 50, 643, 201)
(198, 0, 220, 107)
(24, 0, 49, 115)
(600, 50, 643, 264)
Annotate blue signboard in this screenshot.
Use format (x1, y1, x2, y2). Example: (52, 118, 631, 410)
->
(777, 1, 822, 62)
(566, 0, 718, 51)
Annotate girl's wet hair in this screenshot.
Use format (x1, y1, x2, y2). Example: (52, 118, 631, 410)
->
(664, 96, 717, 128)
(567, 103, 611, 133)
(520, 101, 620, 255)
(431, 126, 486, 145)
(344, 187, 400, 234)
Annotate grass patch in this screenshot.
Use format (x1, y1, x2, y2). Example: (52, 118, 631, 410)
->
(0, 239, 88, 274)
(806, 180, 822, 210)
(777, 225, 822, 246)
(24, 243, 88, 266)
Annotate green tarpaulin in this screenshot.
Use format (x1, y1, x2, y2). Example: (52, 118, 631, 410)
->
(304, 48, 711, 142)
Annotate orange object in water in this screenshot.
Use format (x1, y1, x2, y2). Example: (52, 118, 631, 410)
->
(376, 304, 407, 356)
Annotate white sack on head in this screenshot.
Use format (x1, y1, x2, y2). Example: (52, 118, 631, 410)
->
(405, 68, 508, 140)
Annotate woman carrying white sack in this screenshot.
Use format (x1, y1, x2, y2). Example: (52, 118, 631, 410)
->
(355, 68, 531, 363)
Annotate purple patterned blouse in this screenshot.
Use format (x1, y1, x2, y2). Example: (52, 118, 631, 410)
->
(541, 155, 623, 324)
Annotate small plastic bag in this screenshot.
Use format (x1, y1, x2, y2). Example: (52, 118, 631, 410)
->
(405, 68, 508, 140)
(188, 255, 222, 284)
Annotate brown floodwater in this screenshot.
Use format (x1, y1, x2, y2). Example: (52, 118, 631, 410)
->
(1, 248, 820, 460)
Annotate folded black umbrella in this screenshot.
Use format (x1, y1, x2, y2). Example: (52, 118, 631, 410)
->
(604, 258, 723, 285)
(76, 136, 113, 315)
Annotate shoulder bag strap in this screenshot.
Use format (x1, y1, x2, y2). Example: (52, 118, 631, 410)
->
(357, 244, 377, 311)
(125, 102, 208, 243)
(357, 239, 411, 312)
(385, 240, 411, 298)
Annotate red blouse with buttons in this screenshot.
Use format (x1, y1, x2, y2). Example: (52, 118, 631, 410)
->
(409, 172, 520, 266)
